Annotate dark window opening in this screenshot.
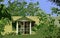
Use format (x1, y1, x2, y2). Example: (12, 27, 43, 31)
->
(24, 21, 30, 34)
(12, 21, 16, 30)
(18, 25, 21, 28)
(31, 21, 35, 27)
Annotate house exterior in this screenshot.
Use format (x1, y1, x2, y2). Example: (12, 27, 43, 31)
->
(2, 16, 39, 35)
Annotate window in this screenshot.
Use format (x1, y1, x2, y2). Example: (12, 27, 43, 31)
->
(24, 22, 30, 34)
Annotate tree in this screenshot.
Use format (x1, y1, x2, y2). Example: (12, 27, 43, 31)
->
(48, 0, 60, 16)
(0, 18, 8, 34)
(7, 0, 39, 16)
(31, 9, 59, 38)
(27, 2, 39, 16)
(0, 3, 11, 36)
(51, 7, 60, 16)
(0, 4, 11, 20)
(49, 0, 60, 6)
(7, 0, 27, 16)
(0, 0, 4, 2)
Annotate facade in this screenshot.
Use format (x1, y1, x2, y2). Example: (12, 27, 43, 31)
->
(2, 16, 39, 35)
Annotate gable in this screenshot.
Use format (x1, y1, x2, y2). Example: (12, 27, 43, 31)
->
(12, 16, 39, 24)
(16, 16, 34, 21)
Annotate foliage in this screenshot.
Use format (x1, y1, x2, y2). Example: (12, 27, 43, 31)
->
(7, 1, 26, 16)
(27, 2, 39, 16)
(32, 24, 38, 31)
(33, 9, 59, 38)
(0, 0, 4, 2)
(51, 7, 60, 16)
(48, 0, 60, 16)
(0, 3, 11, 36)
(49, 0, 60, 6)
(0, 18, 9, 35)
(0, 4, 11, 20)
(5, 32, 16, 36)
(7, 0, 39, 16)
(55, 27, 60, 38)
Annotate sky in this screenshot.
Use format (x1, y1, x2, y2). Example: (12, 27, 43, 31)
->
(26, 0, 59, 14)
(3, 0, 59, 15)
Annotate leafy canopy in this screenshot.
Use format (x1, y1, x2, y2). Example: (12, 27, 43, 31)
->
(49, 0, 60, 6)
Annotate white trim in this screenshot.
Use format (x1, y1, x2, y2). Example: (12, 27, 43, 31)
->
(30, 22, 31, 34)
(21, 20, 28, 21)
(16, 21, 18, 35)
(23, 22, 25, 34)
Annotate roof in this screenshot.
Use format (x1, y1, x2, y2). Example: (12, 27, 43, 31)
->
(16, 16, 34, 21)
(12, 16, 39, 24)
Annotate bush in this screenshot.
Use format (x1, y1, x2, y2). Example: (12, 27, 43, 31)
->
(5, 32, 16, 36)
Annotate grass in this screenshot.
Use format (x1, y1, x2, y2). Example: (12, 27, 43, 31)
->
(2, 34, 42, 38)
(2, 27, 58, 38)
(1, 29, 51, 38)
(2, 30, 45, 38)
(2, 31, 58, 38)
(2, 33, 43, 38)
